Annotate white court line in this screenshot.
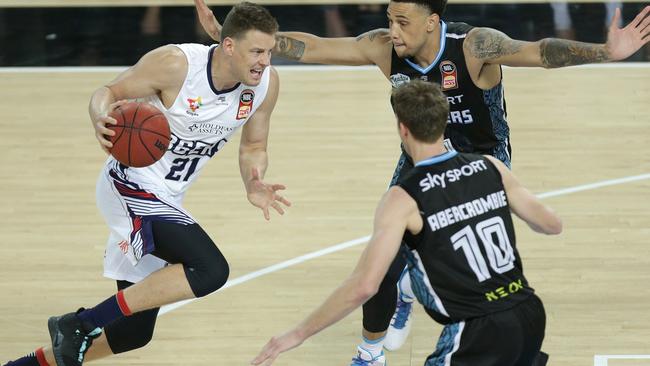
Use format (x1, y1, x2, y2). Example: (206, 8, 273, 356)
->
(595, 355, 650, 366)
(159, 172, 650, 315)
(0, 63, 649, 73)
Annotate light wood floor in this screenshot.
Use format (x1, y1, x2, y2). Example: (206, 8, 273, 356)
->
(1, 65, 649, 365)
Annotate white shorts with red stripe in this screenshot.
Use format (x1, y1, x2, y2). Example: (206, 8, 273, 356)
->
(96, 162, 196, 283)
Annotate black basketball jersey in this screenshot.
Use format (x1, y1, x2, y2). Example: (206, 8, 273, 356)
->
(390, 22, 511, 161)
(397, 151, 533, 324)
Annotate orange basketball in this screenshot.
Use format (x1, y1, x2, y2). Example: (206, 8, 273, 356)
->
(107, 102, 170, 168)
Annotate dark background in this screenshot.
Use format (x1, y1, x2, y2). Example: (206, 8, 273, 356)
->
(0, 2, 648, 66)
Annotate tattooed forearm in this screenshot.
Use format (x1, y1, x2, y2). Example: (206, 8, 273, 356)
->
(275, 35, 306, 61)
(356, 29, 389, 43)
(466, 28, 525, 60)
(539, 38, 609, 68)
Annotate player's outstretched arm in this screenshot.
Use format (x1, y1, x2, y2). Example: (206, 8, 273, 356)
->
(239, 68, 291, 221)
(194, 0, 391, 67)
(88, 45, 186, 153)
(485, 156, 562, 235)
(464, 6, 649, 68)
(250, 187, 419, 365)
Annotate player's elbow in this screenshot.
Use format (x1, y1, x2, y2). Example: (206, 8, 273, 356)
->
(357, 279, 380, 302)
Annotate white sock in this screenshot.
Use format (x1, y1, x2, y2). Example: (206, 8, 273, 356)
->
(398, 267, 415, 301)
(359, 335, 385, 357)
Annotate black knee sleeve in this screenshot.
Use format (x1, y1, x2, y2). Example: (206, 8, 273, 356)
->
(182, 250, 230, 298)
(151, 222, 230, 298)
(362, 249, 407, 333)
(105, 281, 159, 354)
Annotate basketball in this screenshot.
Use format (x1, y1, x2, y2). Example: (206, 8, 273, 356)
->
(107, 102, 171, 168)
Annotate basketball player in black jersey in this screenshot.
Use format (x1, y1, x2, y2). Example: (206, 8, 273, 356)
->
(196, 0, 648, 363)
(250, 80, 561, 366)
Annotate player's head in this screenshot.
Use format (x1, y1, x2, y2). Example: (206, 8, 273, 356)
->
(221, 2, 279, 85)
(391, 80, 449, 145)
(388, 0, 447, 58)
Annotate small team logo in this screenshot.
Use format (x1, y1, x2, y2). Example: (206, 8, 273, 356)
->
(237, 89, 255, 120)
(118, 240, 129, 254)
(187, 96, 203, 113)
(216, 95, 227, 105)
(440, 60, 458, 91)
(389, 73, 411, 88)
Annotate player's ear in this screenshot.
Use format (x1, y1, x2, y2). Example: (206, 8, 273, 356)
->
(222, 37, 235, 56)
(398, 121, 409, 138)
(426, 13, 439, 33)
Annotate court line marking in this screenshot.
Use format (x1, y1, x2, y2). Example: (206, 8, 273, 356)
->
(159, 172, 650, 315)
(595, 354, 650, 366)
(0, 63, 649, 73)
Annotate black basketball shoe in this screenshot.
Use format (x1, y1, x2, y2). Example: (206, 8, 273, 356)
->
(48, 310, 102, 366)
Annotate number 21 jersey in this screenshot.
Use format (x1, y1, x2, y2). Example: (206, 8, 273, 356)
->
(107, 43, 271, 199)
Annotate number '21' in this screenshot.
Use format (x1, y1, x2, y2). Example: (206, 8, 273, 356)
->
(165, 157, 200, 182)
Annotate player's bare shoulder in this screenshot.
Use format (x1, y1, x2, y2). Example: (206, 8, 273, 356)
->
(355, 28, 392, 52)
(149, 45, 188, 83)
(355, 28, 393, 72)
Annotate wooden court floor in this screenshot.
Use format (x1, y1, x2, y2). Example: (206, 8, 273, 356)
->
(0, 65, 649, 365)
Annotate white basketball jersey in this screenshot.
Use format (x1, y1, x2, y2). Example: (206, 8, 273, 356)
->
(107, 43, 271, 199)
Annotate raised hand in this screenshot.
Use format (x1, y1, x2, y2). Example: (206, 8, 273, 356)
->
(194, 0, 221, 41)
(246, 167, 291, 221)
(606, 6, 650, 61)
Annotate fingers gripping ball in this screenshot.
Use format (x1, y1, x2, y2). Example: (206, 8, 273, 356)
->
(108, 102, 171, 167)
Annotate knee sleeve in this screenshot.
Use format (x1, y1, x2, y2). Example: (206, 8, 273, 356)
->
(151, 222, 230, 298)
(105, 281, 159, 354)
(362, 249, 407, 332)
(182, 250, 230, 298)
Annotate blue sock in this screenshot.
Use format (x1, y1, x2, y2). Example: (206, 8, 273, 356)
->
(77, 292, 130, 329)
(4, 356, 38, 366)
(4, 348, 47, 366)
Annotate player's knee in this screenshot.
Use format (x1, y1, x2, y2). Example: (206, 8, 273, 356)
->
(185, 249, 230, 298)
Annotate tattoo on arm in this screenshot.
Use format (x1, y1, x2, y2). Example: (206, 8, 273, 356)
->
(466, 28, 525, 60)
(275, 35, 306, 61)
(356, 29, 389, 43)
(539, 38, 608, 68)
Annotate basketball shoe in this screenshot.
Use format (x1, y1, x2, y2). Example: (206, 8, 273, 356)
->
(349, 346, 386, 366)
(384, 269, 414, 351)
(48, 310, 102, 366)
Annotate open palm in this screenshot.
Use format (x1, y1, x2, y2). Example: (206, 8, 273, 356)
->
(606, 6, 650, 61)
(247, 168, 291, 220)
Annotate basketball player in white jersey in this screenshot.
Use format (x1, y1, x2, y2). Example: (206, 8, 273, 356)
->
(3, 3, 289, 366)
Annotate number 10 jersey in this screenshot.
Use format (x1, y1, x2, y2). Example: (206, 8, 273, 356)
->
(397, 151, 534, 324)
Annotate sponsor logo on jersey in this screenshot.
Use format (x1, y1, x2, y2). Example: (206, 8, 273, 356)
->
(485, 278, 525, 302)
(186, 96, 203, 116)
(440, 60, 458, 91)
(419, 159, 488, 191)
(389, 73, 411, 88)
(237, 89, 255, 120)
(188, 122, 236, 136)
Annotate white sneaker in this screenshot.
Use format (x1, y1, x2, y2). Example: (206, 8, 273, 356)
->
(383, 295, 414, 351)
(349, 346, 386, 366)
